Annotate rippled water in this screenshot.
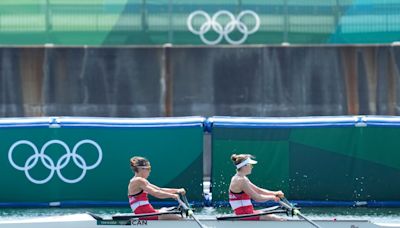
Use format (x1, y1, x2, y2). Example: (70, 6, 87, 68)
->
(1, 207, 400, 223)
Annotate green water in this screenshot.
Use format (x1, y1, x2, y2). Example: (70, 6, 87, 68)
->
(1, 207, 400, 223)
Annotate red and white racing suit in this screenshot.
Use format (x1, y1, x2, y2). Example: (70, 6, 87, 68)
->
(128, 190, 158, 220)
(229, 190, 260, 220)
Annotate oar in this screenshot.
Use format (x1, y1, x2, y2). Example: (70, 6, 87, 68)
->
(178, 197, 208, 228)
(181, 194, 191, 208)
(279, 198, 322, 228)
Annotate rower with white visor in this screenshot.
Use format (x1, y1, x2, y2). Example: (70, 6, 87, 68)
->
(229, 154, 286, 221)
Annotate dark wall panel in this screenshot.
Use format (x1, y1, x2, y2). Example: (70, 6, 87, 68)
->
(0, 46, 399, 117)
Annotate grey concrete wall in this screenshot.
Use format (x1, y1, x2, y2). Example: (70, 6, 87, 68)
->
(1, 46, 399, 117)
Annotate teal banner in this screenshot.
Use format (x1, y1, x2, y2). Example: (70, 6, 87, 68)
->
(0, 1, 399, 45)
(210, 116, 400, 202)
(0, 117, 204, 204)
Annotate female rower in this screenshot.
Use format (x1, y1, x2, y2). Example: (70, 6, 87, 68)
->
(229, 154, 285, 221)
(128, 156, 186, 220)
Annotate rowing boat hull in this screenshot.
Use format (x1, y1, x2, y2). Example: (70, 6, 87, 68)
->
(0, 214, 399, 228)
(97, 220, 400, 228)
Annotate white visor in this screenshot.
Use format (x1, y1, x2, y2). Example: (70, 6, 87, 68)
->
(236, 157, 257, 169)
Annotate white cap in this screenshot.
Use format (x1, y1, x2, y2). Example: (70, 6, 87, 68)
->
(236, 157, 257, 169)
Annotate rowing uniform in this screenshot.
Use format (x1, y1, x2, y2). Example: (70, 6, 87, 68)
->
(229, 190, 260, 220)
(128, 190, 158, 220)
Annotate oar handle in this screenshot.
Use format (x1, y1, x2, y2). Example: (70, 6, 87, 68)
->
(279, 197, 300, 215)
(178, 197, 207, 228)
(177, 199, 194, 217)
(180, 194, 191, 207)
(279, 198, 322, 228)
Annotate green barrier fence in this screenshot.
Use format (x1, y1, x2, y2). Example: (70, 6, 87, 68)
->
(0, 0, 399, 45)
(0, 117, 204, 206)
(210, 116, 400, 203)
(2, 116, 400, 207)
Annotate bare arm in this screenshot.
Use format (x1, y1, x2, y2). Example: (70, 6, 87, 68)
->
(248, 181, 284, 197)
(242, 178, 279, 202)
(148, 183, 186, 195)
(137, 178, 179, 200)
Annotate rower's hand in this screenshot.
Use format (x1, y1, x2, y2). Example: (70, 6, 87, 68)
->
(177, 188, 186, 195)
(275, 190, 284, 198)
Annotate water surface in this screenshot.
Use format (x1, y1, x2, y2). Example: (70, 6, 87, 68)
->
(1, 206, 400, 223)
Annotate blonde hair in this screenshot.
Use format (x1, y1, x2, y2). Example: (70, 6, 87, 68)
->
(231, 154, 255, 169)
(130, 156, 150, 172)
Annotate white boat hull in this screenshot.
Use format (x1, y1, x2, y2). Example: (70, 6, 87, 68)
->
(0, 213, 399, 228)
(97, 219, 400, 228)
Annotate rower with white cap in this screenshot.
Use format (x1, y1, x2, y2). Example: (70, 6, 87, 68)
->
(229, 154, 285, 221)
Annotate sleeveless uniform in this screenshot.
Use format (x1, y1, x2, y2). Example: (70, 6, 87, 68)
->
(229, 190, 260, 220)
(128, 190, 158, 220)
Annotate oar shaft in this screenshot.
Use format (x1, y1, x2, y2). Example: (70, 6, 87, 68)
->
(191, 214, 206, 228)
(297, 214, 321, 228)
(182, 195, 191, 206)
(279, 199, 322, 228)
(178, 198, 207, 228)
(177, 199, 189, 210)
(279, 200, 292, 211)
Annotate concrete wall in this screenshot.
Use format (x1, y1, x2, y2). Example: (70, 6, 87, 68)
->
(1, 46, 400, 117)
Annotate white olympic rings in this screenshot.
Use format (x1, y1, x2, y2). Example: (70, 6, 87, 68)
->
(187, 10, 260, 45)
(8, 139, 102, 184)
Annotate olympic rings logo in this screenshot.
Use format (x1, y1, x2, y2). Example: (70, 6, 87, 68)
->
(187, 10, 260, 45)
(8, 139, 102, 184)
